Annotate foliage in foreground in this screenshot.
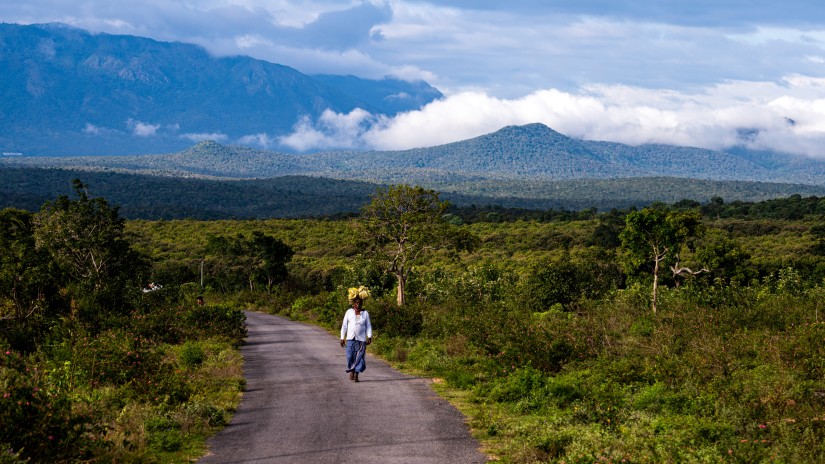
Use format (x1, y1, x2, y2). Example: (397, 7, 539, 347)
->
(0, 184, 247, 463)
(102, 192, 825, 462)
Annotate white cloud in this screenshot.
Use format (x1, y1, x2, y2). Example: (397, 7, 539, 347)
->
(8, 1, 825, 158)
(237, 132, 276, 148)
(181, 132, 228, 142)
(279, 75, 825, 157)
(128, 120, 160, 137)
(279, 108, 378, 151)
(83, 123, 102, 135)
(234, 34, 274, 49)
(6, 1, 825, 98)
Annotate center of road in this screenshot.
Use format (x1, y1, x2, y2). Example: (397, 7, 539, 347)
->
(199, 310, 488, 464)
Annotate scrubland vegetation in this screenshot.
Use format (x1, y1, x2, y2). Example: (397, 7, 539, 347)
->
(1, 182, 246, 463)
(4, 183, 825, 462)
(124, 191, 825, 463)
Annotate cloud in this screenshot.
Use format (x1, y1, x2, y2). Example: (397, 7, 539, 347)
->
(237, 132, 276, 149)
(5, 1, 825, 98)
(279, 108, 379, 151)
(83, 123, 102, 135)
(6, 1, 825, 158)
(128, 120, 160, 137)
(280, 74, 825, 157)
(424, 0, 825, 27)
(181, 132, 228, 142)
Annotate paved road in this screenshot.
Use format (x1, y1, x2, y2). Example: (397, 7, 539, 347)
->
(199, 311, 488, 464)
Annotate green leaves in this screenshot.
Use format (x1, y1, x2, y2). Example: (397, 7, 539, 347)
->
(31, 180, 146, 326)
(619, 207, 704, 312)
(357, 185, 475, 305)
(205, 231, 294, 292)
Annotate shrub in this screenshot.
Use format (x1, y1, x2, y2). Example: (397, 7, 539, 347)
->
(369, 297, 424, 338)
(145, 416, 183, 453)
(486, 367, 549, 404)
(179, 341, 206, 368)
(289, 291, 340, 328)
(79, 329, 163, 389)
(0, 350, 103, 462)
(183, 304, 247, 344)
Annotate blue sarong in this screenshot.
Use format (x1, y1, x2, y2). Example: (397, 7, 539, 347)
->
(345, 339, 367, 373)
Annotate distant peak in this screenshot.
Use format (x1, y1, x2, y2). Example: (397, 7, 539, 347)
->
(180, 140, 227, 156)
(491, 123, 567, 139)
(193, 140, 223, 149)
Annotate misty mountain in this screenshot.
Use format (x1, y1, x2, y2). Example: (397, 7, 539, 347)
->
(0, 23, 442, 156)
(6, 123, 825, 191)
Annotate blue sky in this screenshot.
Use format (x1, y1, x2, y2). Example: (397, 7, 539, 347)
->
(4, 0, 825, 156)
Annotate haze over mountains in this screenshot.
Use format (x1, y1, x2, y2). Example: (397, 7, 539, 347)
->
(3, 22, 825, 217)
(0, 23, 442, 156)
(7, 123, 825, 186)
(5, 122, 825, 217)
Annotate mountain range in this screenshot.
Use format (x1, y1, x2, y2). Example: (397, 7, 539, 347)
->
(0, 23, 442, 156)
(6, 123, 825, 184)
(3, 22, 825, 216)
(4, 123, 825, 213)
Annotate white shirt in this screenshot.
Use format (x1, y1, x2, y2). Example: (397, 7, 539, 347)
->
(340, 308, 373, 341)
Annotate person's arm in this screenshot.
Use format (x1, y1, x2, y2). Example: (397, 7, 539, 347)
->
(340, 309, 350, 346)
(365, 311, 373, 343)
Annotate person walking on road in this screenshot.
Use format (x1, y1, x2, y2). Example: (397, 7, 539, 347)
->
(340, 286, 373, 382)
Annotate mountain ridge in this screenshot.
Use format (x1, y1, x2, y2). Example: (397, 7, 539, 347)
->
(5, 123, 824, 188)
(0, 23, 443, 156)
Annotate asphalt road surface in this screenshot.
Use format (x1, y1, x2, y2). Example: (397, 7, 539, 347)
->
(199, 311, 488, 464)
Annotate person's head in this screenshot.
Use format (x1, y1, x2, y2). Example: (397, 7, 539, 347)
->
(347, 286, 370, 310)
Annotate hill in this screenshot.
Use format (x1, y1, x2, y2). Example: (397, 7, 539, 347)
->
(6, 123, 825, 187)
(0, 23, 442, 156)
(2, 165, 824, 219)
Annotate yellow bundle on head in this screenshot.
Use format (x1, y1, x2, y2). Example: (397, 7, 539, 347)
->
(348, 286, 370, 301)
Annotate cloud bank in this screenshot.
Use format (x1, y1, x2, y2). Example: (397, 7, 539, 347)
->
(279, 75, 825, 157)
(5, 1, 825, 156)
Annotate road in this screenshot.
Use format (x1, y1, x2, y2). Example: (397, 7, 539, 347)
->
(199, 311, 488, 464)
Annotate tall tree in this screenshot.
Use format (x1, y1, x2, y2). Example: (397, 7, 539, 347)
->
(205, 232, 293, 292)
(357, 185, 475, 306)
(0, 209, 57, 322)
(619, 207, 703, 313)
(250, 231, 294, 293)
(32, 180, 145, 326)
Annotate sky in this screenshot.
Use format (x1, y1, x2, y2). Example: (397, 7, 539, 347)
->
(4, 0, 825, 156)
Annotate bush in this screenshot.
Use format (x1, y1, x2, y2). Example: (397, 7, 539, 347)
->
(0, 350, 103, 462)
(180, 341, 206, 368)
(183, 305, 247, 344)
(79, 329, 163, 389)
(289, 291, 341, 328)
(486, 367, 549, 404)
(145, 416, 183, 453)
(369, 297, 424, 338)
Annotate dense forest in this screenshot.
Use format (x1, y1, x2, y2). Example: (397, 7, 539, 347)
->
(3, 165, 825, 219)
(4, 183, 825, 462)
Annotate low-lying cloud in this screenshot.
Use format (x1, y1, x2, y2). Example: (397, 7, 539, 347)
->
(181, 132, 228, 143)
(128, 119, 161, 137)
(279, 75, 825, 158)
(279, 109, 380, 151)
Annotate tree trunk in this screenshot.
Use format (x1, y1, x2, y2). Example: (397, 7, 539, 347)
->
(652, 256, 660, 314)
(396, 270, 406, 306)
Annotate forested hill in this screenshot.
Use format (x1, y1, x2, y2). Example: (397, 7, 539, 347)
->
(0, 23, 442, 156)
(6, 123, 825, 187)
(3, 165, 825, 219)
